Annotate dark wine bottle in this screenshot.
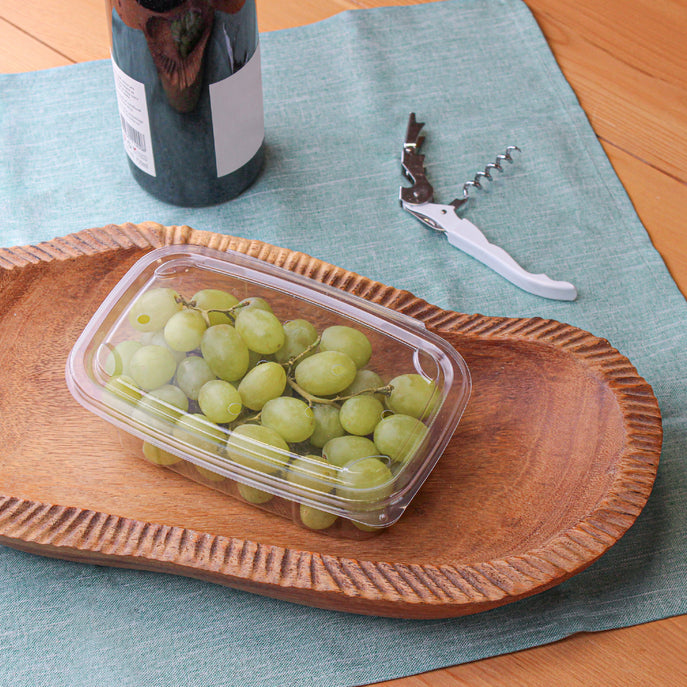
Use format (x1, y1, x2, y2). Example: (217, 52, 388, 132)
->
(106, 0, 264, 207)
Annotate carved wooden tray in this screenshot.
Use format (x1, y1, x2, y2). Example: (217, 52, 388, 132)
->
(0, 222, 662, 618)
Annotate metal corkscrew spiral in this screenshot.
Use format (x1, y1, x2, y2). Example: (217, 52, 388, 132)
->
(460, 146, 521, 200)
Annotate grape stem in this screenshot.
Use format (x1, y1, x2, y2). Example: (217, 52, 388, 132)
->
(286, 379, 393, 407)
(281, 336, 394, 406)
(176, 296, 248, 327)
(233, 411, 262, 426)
(283, 336, 321, 372)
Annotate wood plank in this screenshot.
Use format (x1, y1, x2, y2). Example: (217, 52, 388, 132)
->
(0, 18, 73, 72)
(603, 141, 687, 294)
(527, 0, 686, 89)
(256, 0, 359, 32)
(525, 0, 687, 182)
(0, 0, 110, 64)
(373, 615, 687, 686)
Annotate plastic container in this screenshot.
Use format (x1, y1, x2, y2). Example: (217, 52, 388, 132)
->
(66, 246, 471, 538)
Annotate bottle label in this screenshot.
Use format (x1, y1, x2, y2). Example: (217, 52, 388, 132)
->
(111, 57, 157, 177)
(209, 44, 264, 178)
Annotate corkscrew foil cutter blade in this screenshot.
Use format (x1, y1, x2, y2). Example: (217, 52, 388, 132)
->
(399, 113, 577, 301)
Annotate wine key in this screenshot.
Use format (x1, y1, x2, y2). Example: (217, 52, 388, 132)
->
(399, 113, 577, 301)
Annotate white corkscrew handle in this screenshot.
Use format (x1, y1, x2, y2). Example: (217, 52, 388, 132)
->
(404, 201, 578, 301)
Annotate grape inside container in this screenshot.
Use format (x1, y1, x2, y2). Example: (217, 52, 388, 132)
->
(66, 245, 471, 538)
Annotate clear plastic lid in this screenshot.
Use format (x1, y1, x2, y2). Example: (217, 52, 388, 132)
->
(66, 245, 471, 530)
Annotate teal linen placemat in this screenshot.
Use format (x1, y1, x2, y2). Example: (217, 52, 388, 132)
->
(1, 1, 686, 685)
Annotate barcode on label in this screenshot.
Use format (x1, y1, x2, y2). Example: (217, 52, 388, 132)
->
(120, 116, 146, 151)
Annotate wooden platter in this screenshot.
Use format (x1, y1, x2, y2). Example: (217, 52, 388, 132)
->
(0, 222, 662, 618)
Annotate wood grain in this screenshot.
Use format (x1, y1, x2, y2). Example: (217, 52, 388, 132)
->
(1, 0, 685, 683)
(372, 615, 687, 686)
(0, 223, 662, 620)
(0, 18, 71, 71)
(526, 0, 686, 180)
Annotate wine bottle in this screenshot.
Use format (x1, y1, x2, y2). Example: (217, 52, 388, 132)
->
(106, 0, 264, 207)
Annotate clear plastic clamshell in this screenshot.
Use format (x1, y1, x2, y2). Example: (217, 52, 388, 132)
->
(66, 246, 471, 538)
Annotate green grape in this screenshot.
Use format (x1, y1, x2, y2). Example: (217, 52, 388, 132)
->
(173, 413, 226, 455)
(309, 404, 345, 448)
(339, 395, 384, 436)
(195, 464, 226, 482)
(191, 288, 239, 325)
(104, 374, 142, 404)
(226, 424, 290, 475)
(343, 369, 385, 401)
(128, 344, 177, 391)
(350, 520, 379, 533)
(175, 355, 216, 400)
(237, 362, 286, 411)
(261, 397, 316, 443)
(140, 330, 186, 363)
(163, 309, 207, 352)
(197, 379, 242, 424)
(338, 457, 393, 502)
(130, 404, 172, 434)
(235, 307, 285, 355)
(322, 435, 380, 468)
(319, 325, 372, 369)
(138, 384, 189, 422)
(237, 482, 273, 504)
(287, 454, 338, 530)
(103, 340, 142, 377)
(373, 413, 428, 464)
(286, 454, 336, 492)
(128, 287, 182, 332)
(200, 324, 250, 381)
(147, 383, 189, 411)
(387, 374, 438, 419)
(274, 319, 318, 364)
(294, 351, 357, 396)
(300, 504, 338, 530)
(239, 296, 272, 312)
(142, 441, 182, 466)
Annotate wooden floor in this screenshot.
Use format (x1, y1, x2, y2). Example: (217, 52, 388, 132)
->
(2, 0, 686, 685)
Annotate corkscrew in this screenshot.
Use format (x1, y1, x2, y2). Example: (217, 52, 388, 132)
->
(400, 113, 577, 301)
(459, 145, 521, 201)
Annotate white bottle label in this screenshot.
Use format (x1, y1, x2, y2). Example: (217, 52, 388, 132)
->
(111, 57, 156, 177)
(210, 44, 264, 178)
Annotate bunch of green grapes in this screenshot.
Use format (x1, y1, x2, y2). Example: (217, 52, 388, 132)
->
(104, 286, 439, 533)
